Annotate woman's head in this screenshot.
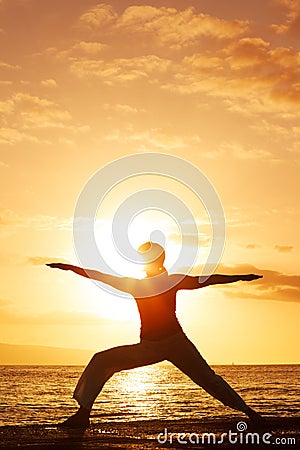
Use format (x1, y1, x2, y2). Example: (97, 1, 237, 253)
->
(138, 241, 165, 275)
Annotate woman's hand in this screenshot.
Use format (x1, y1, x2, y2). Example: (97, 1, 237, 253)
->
(241, 274, 263, 281)
(46, 263, 71, 270)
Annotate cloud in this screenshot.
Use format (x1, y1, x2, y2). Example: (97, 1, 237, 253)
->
(41, 78, 57, 88)
(168, 232, 211, 248)
(0, 92, 89, 144)
(0, 209, 26, 227)
(78, 3, 117, 30)
(103, 103, 141, 114)
(274, 245, 293, 253)
(0, 92, 70, 133)
(52, 5, 299, 115)
(161, 37, 300, 112)
(78, 5, 248, 49)
(224, 207, 258, 229)
(0, 61, 20, 70)
(0, 98, 14, 114)
(70, 54, 171, 84)
(0, 80, 12, 86)
(250, 118, 300, 137)
(103, 131, 271, 160)
(271, 0, 300, 37)
(51, 5, 249, 99)
(217, 263, 300, 303)
(213, 142, 271, 160)
(102, 127, 201, 151)
(0, 209, 72, 236)
(245, 244, 261, 249)
(0, 127, 41, 145)
(116, 6, 248, 49)
(72, 41, 108, 55)
(12, 92, 71, 128)
(222, 37, 271, 68)
(50, 40, 108, 62)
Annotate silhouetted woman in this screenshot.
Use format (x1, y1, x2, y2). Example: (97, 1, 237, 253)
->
(47, 242, 263, 427)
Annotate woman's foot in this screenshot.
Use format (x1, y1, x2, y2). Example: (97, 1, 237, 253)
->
(58, 407, 90, 429)
(244, 407, 266, 423)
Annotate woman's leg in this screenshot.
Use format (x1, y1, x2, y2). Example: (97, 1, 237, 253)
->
(167, 334, 262, 420)
(60, 340, 164, 427)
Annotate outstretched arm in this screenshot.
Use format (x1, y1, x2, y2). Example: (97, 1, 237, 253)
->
(177, 273, 263, 290)
(46, 263, 134, 293)
(204, 273, 263, 286)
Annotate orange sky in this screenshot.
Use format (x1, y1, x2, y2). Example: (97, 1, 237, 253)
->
(0, 0, 299, 364)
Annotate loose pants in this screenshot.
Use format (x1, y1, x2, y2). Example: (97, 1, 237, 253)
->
(73, 332, 248, 412)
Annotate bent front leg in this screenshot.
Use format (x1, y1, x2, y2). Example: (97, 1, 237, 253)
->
(73, 341, 164, 410)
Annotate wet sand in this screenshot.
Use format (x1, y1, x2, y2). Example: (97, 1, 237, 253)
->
(0, 417, 299, 449)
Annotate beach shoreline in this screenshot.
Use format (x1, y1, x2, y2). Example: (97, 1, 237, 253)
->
(0, 417, 299, 449)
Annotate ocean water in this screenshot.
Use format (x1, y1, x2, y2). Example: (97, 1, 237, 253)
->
(0, 363, 299, 426)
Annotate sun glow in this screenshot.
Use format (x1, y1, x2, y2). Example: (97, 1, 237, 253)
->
(94, 208, 181, 274)
(71, 193, 209, 322)
(93, 295, 140, 322)
(87, 212, 169, 321)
